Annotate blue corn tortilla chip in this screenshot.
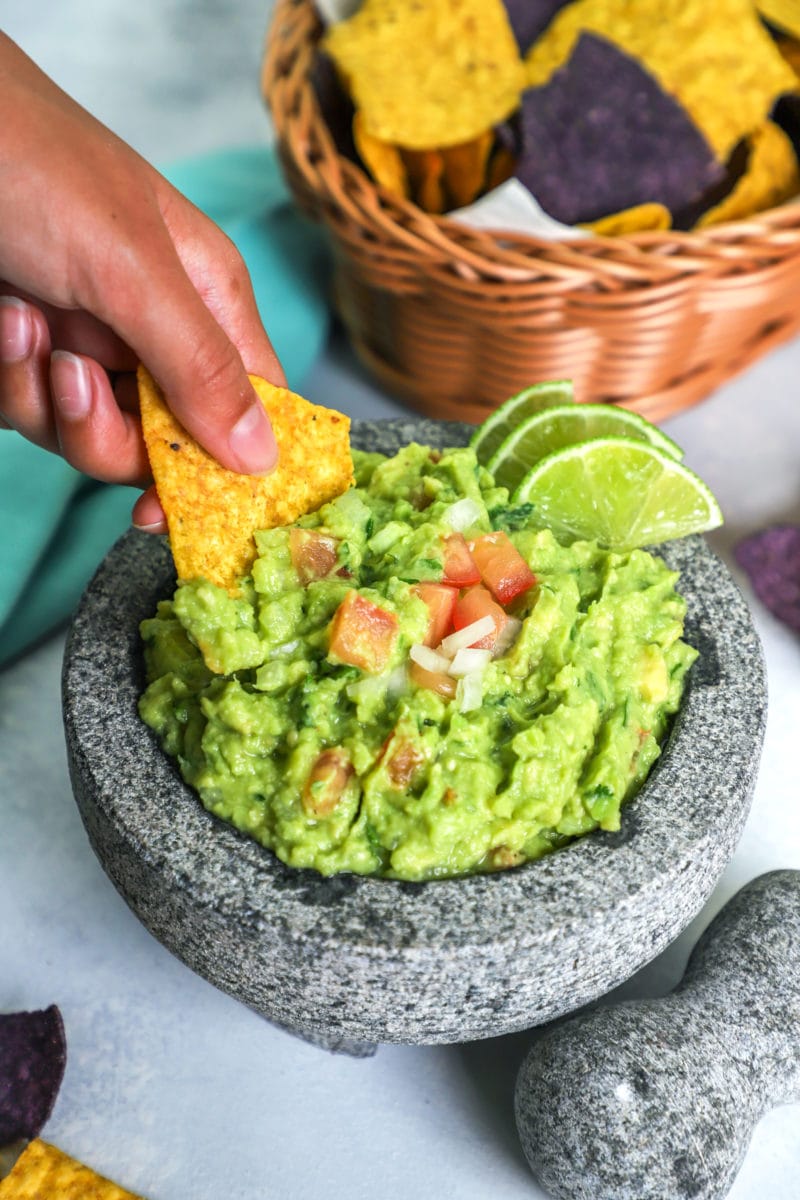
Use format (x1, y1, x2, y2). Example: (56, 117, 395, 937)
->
(0, 1006, 66, 1145)
(515, 33, 725, 225)
(735, 525, 800, 632)
(502, 0, 567, 53)
(672, 137, 751, 230)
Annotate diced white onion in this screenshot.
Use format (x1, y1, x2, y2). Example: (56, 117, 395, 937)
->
(492, 617, 523, 658)
(448, 647, 492, 677)
(439, 615, 495, 656)
(346, 664, 408, 704)
(273, 639, 300, 657)
(442, 497, 483, 532)
(458, 671, 484, 713)
(409, 644, 452, 673)
(386, 665, 409, 697)
(367, 521, 406, 555)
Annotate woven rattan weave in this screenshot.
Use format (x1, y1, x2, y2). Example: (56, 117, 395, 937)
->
(263, 0, 800, 422)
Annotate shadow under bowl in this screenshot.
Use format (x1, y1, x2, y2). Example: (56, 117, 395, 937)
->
(62, 419, 766, 1047)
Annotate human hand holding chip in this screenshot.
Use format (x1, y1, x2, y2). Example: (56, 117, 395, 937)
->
(0, 32, 282, 536)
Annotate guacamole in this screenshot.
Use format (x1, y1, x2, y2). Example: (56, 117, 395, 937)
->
(139, 443, 696, 881)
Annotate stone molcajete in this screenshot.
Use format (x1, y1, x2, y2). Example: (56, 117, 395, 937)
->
(515, 869, 800, 1200)
(62, 419, 766, 1049)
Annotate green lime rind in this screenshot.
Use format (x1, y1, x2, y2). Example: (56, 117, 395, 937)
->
(512, 436, 723, 550)
(470, 380, 574, 466)
(487, 403, 684, 495)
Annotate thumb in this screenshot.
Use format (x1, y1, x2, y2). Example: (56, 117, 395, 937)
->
(95, 213, 282, 475)
(150, 182, 288, 474)
(151, 328, 280, 476)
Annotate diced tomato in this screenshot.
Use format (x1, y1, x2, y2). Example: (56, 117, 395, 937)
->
(302, 748, 353, 817)
(442, 533, 481, 587)
(290, 529, 338, 583)
(468, 531, 536, 605)
(412, 582, 458, 647)
(453, 585, 510, 650)
(328, 590, 399, 673)
(408, 659, 457, 699)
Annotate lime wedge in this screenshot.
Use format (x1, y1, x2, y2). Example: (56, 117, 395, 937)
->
(488, 403, 683, 495)
(470, 380, 574, 467)
(512, 437, 723, 549)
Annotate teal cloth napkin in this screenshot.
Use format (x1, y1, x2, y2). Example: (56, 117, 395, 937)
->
(0, 145, 331, 668)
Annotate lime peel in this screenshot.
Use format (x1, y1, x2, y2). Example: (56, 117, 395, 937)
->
(470, 380, 574, 466)
(488, 402, 684, 494)
(511, 436, 723, 550)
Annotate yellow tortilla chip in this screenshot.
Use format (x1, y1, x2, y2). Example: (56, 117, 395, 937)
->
(441, 130, 494, 208)
(758, 0, 800, 39)
(0, 1140, 144, 1199)
(138, 368, 354, 592)
(401, 147, 446, 213)
(581, 202, 672, 235)
(352, 112, 409, 198)
(696, 121, 800, 226)
(525, 0, 798, 159)
(776, 34, 800, 76)
(485, 145, 516, 192)
(324, 0, 525, 149)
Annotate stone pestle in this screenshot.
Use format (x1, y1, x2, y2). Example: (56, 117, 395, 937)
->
(514, 869, 800, 1200)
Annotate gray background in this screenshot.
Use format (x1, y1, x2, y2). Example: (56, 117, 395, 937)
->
(1, 2, 799, 1197)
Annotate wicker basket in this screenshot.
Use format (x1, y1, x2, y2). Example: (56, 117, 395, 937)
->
(263, 0, 800, 423)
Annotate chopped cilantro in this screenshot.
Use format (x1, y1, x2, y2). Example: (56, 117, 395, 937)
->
(490, 503, 537, 531)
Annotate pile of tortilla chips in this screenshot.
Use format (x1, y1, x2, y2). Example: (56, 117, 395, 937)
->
(315, 0, 800, 233)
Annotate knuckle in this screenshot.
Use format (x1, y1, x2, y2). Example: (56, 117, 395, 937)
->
(184, 336, 249, 408)
(219, 232, 247, 278)
(208, 233, 250, 305)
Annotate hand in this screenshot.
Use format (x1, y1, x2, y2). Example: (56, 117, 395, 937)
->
(0, 32, 284, 532)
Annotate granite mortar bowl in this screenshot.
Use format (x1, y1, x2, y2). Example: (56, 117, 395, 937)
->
(63, 419, 766, 1048)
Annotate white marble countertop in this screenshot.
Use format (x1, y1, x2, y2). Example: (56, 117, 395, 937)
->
(1, 2, 799, 1197)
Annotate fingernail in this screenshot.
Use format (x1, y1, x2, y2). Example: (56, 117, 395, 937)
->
(228, 403, 278, 474)
(132, 520, 167, 533)
(51, 350, 92, 420)
(0, 296, 34, 363)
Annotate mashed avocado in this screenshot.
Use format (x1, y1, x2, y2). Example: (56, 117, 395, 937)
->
(139, 443, 696, 881)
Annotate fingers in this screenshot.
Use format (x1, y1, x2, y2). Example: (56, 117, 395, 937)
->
(0, 295, 150, 483)
(0, 295, 59, 451)
(42, 304, 138, 372)
(159, 183, 286, 387)
(131, 485, 167, 534)
(49, 351, 151, 484)
(0, 284, 137, 371)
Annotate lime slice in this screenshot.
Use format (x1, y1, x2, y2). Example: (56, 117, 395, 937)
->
(470, 380, 574, 467)
(488, 403, 684, 495)
(512, 437, 723, 549)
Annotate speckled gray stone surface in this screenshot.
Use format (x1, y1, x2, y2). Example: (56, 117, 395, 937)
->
(62, 419, 766, 1046)
(515, 869, 800, 1200)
